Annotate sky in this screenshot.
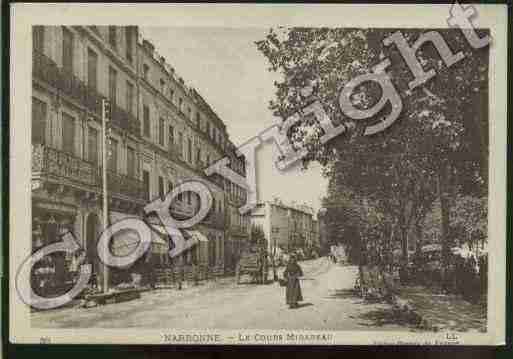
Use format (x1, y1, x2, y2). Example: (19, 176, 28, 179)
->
(140, 27, 328, 214)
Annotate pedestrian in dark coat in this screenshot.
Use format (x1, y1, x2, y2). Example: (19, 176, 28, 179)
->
(283, 256, 303, 308)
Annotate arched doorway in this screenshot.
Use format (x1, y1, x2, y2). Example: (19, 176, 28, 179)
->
(86, 213, 100, 275)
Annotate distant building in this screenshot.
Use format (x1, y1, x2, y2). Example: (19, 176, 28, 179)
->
(249, 200, 319, 256)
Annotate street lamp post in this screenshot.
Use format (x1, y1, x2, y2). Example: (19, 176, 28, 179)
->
(271, 227, 279, 281)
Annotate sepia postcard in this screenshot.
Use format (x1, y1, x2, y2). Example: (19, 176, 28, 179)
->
(8, 3, 508, 346)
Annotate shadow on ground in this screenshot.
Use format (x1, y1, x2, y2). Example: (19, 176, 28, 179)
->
(355, 308, 419, 329)
(325, 289, 358, 300)
(294, 302, 314, 309)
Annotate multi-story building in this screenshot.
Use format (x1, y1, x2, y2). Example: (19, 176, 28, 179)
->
(31, 26, 145, 289)
(249, 199, 319, 257)
(137, 38, 229, 269)
(31, 26, 251, 291)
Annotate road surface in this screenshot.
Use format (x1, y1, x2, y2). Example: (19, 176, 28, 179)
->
(31, 257, 410, 330)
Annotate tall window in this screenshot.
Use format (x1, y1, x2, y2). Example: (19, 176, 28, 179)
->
(62, 27, 74, 73)
(109, 26, 117, 50)
(168, 125, 174, 149)
(168, 181, 173, 194)
(187, 191, 191, 205)
(108, 138, 118, 171)
(187, 138, 192, 164)
(88, 127, 99, 164)
(33, 26, 44, 54)
(178, 132, 183, 158)
(87, 48, 98, 91)
(125, 26, 133, 63)
(206, 121, 211, 137)
(187, 107, 191, 119)
(169, 88, 174, 101)
(108, 66, 117, 106)
(196, 113, 201, 128)
(178, 98, 183, 112)
(62, 113, 75, 155)
(143, 105, 150, 137)
(158, 118, 165, 146)
(32, 98, 47, 145)
(158, 176, 164, 199)
(196, 148, 201, 165)
(206, 154, 210, 166)
(127, 146, 136, 178)
(126, 81, 134, 115)
(142, 170, 150, 201)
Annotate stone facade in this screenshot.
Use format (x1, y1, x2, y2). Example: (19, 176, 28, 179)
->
(249, 200, 320, 256)
(31, 26, 250, 291)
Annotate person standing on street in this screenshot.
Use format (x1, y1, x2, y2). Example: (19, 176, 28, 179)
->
(283, 255, 303, 309)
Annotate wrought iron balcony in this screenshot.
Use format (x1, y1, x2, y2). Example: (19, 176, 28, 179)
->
(33, 50, 140, 137)
(110, 105, 140, 136)
(168, 142, 183, 162)
(170, 201, 195, 218)
(106, 169, 145, 202)
(32, 144, 145, 203)
(32, 144, 100, 188)
(229, 224, 248, 236)
(203, 212, 225, 230)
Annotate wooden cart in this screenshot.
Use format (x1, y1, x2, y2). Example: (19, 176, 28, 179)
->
(236, 249, 268, 284)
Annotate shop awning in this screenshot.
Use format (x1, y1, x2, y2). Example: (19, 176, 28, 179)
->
(185, 230, 209, 243)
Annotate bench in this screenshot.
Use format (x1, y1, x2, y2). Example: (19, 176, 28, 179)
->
(84, 289, 141, 307)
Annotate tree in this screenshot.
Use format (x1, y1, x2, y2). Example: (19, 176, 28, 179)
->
(256, 28, 488, 276)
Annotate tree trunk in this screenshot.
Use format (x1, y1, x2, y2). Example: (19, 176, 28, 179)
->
(438, 161, 451, 289)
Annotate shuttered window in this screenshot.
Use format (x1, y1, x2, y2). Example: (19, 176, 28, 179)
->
(127, 146, 136, 178)
(33, 26, 44, 54)
(143, 105, 150, 138)
(62, 27, 74, 73)
(88, 127, 99, 164)
(32, 98, 47, 145)
(62, 113, 75, 155)
(87, 48, 98, 91)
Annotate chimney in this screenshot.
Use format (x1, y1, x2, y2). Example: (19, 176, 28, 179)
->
(142, 39, 155, 54)
(179, 77, 184, 85)
(159, 56, 165, 65)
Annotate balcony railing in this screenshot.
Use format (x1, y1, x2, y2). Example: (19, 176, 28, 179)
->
(168, 142, 183, 162)
(106, 169, 145, 202)
(33, 51, 140, 137)
(230, 225, 248, 236)
(170, 201, 195, 217)
(32, 144, 146, 202)
(32, 144, 99, 187)
(110, 105, 140, 136)
(204, 212, 225, 229)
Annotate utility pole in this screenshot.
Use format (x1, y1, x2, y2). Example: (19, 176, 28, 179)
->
(101, 99, 111, 294)
(271, 227, 279, 281)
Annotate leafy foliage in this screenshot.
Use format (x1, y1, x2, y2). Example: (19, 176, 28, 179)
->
(256, 28, 488, 269)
